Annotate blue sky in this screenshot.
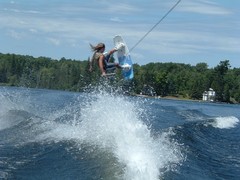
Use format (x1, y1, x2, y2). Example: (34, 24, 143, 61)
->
(0, 0, 239, 68)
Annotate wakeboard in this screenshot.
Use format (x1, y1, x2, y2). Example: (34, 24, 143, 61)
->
(113, 35, 134, 80)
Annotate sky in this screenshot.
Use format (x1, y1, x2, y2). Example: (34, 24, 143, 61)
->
(0, 0, 239, 68)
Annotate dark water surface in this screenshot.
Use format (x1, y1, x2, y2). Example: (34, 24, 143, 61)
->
(0, 86, 239, 179)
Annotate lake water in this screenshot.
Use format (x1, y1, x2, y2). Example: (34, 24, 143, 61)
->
(0, 86, 239, 179)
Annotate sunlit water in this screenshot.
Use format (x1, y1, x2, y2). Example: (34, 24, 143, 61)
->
(0, 86, 239, 179)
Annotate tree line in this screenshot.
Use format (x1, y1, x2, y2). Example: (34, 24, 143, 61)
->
(0, 53, 240, 103)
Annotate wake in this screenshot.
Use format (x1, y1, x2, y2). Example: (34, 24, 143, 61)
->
(209, 116, 239, 129)
(0, 86, 184, 180)
(37, 88, 184, 179)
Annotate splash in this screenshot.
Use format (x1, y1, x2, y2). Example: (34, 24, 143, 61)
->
(79, 93, 162, 179)
(211, 116, 239, 129)
(38, 86, 184, 179)
(0, 86, 184, 179)
(0, 87, 28, 130)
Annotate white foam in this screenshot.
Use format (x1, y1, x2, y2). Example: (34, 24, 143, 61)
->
(211, 116, 239, 129)
(37, 92, 184, 179)
(0, 89, 20, 130)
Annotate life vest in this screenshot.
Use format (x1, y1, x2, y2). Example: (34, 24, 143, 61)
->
(91, 51, 111, 70)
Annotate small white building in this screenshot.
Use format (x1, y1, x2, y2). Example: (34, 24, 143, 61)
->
(203, 88, 216, 102)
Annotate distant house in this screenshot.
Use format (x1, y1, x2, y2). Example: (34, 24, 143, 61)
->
(202, 88, 216, 102)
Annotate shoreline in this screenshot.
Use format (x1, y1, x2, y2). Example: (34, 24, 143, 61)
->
(134, 94, 239, 104)
(134, 94, 197, 101)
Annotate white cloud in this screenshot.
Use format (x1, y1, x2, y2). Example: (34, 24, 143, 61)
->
(29, 28, 38, 33)
(47, 38, 60, 46)
(110, 17, 123, 23)
(7, 29, 24, 39)
(179, 0, 232, 15)
(106, 3, 140, 14)
(3, 8, 44, 15)
(0, 0, 239, 66)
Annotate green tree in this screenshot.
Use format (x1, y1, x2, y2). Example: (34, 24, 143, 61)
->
(1, 52, 240, 103)
(212, 60, 230, 102)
